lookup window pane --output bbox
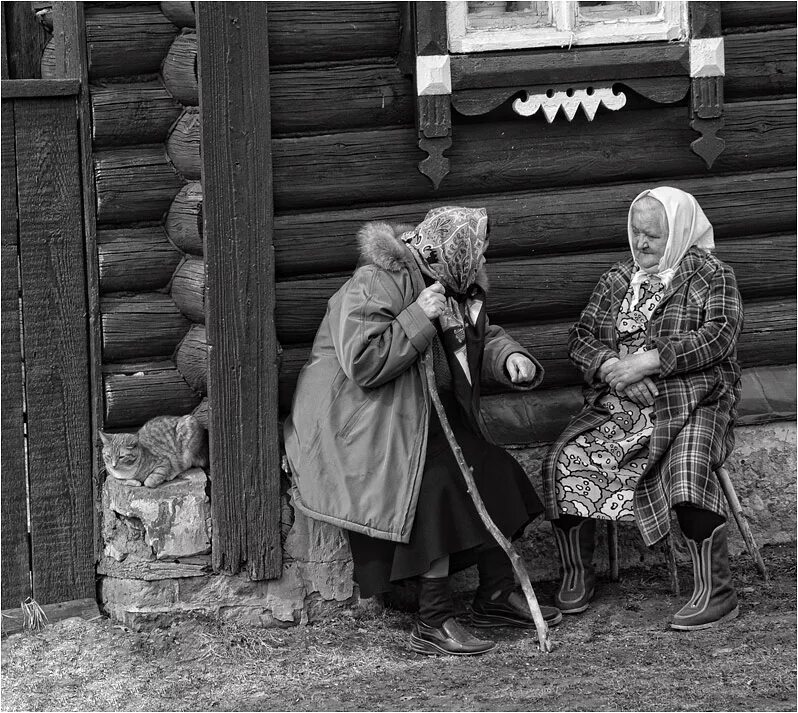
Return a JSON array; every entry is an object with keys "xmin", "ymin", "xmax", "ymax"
[
  {"xmin": 467, "ymin": 1, "xmax": 553, "ymax": 30},
  {"xmin": 577, "ymin": 1, "xmax": 660, "ymax": 24}
]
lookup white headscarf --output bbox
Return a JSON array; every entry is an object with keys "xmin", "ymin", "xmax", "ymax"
[{"xmin": 628, "ymin": 186, "xmax": 715, "ymax": 303}]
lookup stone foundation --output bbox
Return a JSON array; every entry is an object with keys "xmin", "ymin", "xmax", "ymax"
[{"xmin": 99, "ymin": 422, "xmax": 796, "ymax": 628}]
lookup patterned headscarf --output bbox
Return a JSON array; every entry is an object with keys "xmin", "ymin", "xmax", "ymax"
[
  {"xmin": 401, "ymin": 206, "xmax": 488, "ymax": 298},
  {"xmin": 627, "ymin": 187, "xmax": 715, "ymax": 303}
]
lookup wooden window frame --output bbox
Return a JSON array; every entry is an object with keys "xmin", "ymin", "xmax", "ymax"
[
  {"xmin": 409, "ymin": 1, "xmax": 725, "ymax": 189},
  {"xmin": 447, "ymin": 0, "xmax": 687, "ymax": 53}
]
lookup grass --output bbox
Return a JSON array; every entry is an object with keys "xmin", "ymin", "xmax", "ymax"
[{"xmin": 1, "ymin": 544, "xmax": 795, "ymax": 712}]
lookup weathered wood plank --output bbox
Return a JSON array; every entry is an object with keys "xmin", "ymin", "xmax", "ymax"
[
  {"xmin": 162, "ymin": 30, "xmax": 197, "ymax": 105},
  {"xmin": 84, "ymin": 4, "xmax": 177, "ymax": 79},
  {"xmin": 274, "ymin": 170, "xmax": 796, "ymax": 277},
  {"xmin": 198, "ymin": 2, "xmax": 280, "ymax": 580},
  {"xmin": 14, "ymin": 95, "xmax": 94, "ymax": 605},
  {"xmin": 270, "ymin": 60, "xmax": 413, "ymax": 135},
  {"xmin": 91, "ymin": 81, "xmax": 182, "ymax": 147},
  {"xmin": 103, "ymin": 359, "xmax": 201, "ymax": 428},
  {"xmin": 3, "ymin": 0, "xmax": 50, "ymax": 79},
  {"xmin": 721, "ymin": 2, "xmax": 796, "ymax": 30},
  {"xmin": 275, "ymin": 234, "xmax": 797, "ymax": 343},
  {"xmin": 0, "ymin": 78, "xmax": 80, "ymax": 97},
  {"xmin": 1, "ymin": 99, "xmax": 31, "ymax": 607},
  {"xmin": 98, "ymin": 226, "xmax": 183, "ymax": 293},
  {"xmin": 171, "ymin": 256, "xmax": 205, "ymax": 323},
  {"xmin": 725, "ymin": 28, "xmax": 796, "ymax": 101},
  {"xmin": 165, "ymin": 181, "xmax": 202, "ymax": 255},
  {"xmin": 101, "ymin": 294, "xmax": 190, "ymax": 361},
  {"xmin": 267, "ymin": 2, "xmax": 400, "ymax": 66},
  {"xmin": 271, "ymin": 99, "xmax": 797, "ymax": 211},
  {"xmin": 94, "ymin": 146, "xmax": 182, "ymax": 224},
  {"xmin": 1, "ymin": 597, "xmax": 100, "ymax": 635},
  {"xmin": 278, "ymin": 298, "xmax": 797, "ymax": 410}
]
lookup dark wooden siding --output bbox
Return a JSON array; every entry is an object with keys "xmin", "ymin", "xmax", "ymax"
[{"xmin": 269, "ymin": 2, "xmax": 796, "ymax": 417}]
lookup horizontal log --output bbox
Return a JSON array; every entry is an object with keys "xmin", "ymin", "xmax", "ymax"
[
  {"xmin": 270, "ymin": 61, "xmax": 414, "ymax": 135},
  {"xmin": 267, "ymin": 2, "xmax": 400, "ymax": 66},
  {"xmin": 95, "ymin": 146, "xmax": 182, "ymax": 224},
  {"xmin": 40, "ymin": 37, "xmax": 55, "ymax": 79},
  {"xmin": 162, "ymin": 31, "xmax": 198, "ymax": 105},
  {"xmin": 191, "ymin": 396, "xmax": 208, "ymax": 429},
  {"xmin": 274, "ymin": 234, "xmax": 797, "ymax": 343},
  {"xmin": 91, "ymin": 81, "xmax": 183, "ymax": 148},
  {"xmin": 165, "ymin": 181, "xmax": 203, "ymax": 254},
  {"xmin": 274, "ymin": 170, "xmax": 796, "ymax": 277},
  {"xmin": 480, "ymin": 365, "xmax": 796, "ymax": 446},
  {"xmin": 98, "ymin": 226, "xmax": 183, "ymax": 293},
  {"xmin": 1, "ymin": 598, "xmax": 99, "ymax": 635},
  {"xmin": 103, "ymin": 359, "xmax": 201, "ymax": 428},
  {"xmin": 175, "ymin": 324, "xmax": 207, "ymax": 393},
  {"xmin": 725, "ymin": 29, "xmax": 796, "ymax": 101},
  {"xmin": 277, "ymin": 298, "xmax": 797, "ymax": 411},
  {"xmin": 84, "ymin": 4, "xmax": 178, "ymax": 79},
  {"xmin": 721, "ymin": 2, "xmax": 797, "ymax": 30},
  {"xmin": 271, "ymin": 99, "xmax": 797, "ymax": 211},
  {"xmin": 166, "ymin": 107, "xmax": 200, "ymax": 179},
  {"xmin": 0, "ymin": 78, "xmax": 80, "ymax": 97},
  {"xmin": 160, "ymin": 1, "xmax": 195, "ymax": 29},
  {"xmin": 97, "ymin": 556, "xmax": 209, "ymax": 580},
  {"xmin": 171, "ymin": 256, "xmax": 205, "ymax": 322},
  {"xmin": 101, "ymin": 294, "xmax": 191, "ymax": 361}
]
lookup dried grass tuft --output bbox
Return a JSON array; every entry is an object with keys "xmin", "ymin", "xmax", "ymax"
[{"xmin": 21, "ymin": 597, "xmax": 48, "ymax": 632}]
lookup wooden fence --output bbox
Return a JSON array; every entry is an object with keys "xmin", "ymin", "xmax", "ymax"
[{"xmin": 1, "ymin": 79, "xmax": 95, "ymax": 615}]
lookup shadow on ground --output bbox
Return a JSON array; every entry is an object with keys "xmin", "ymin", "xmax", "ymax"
[{"xmin": 1, "ymin": 544, "xmax": 795, "ymax": 712}]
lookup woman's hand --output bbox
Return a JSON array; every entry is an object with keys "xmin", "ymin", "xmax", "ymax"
[
  {"xmin": 604, "ymin": 350, "xmax": 661, "ymax": 392},
  {"xmin": 617, "ymin": 377, "xmax": 659, "ymax": 407},
  {"xmin": 506, "ymin": 353, "xmax": 536, "ymax": 383},
  {"xmin": 416, "ymin": 281, "xmax": 446, "ymax": 320},
  {"xmin": 596, "ymin": 357, "xmax": 620, "ymax": 382}
]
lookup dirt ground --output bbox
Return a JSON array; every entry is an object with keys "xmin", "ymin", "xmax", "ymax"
[{"xmin": 1, "ymin": 543, "xmax": 795, "ymax": 712}]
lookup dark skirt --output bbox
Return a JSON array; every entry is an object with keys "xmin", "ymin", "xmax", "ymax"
[{"xmin": 348, "ymin": 395, "xmax": 544, "ymax": 597}]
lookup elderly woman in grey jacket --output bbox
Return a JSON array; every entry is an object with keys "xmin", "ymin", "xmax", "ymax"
[{"xmin": 285, "ymin": 206, "xmax": 560, "ymax": 656}]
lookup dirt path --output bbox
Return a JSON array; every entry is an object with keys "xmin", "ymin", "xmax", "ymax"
[{"xmin": 2, "ymin": 544, "xmax": 795, "ymax": 712}]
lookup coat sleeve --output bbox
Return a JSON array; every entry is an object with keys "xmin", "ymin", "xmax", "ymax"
[
  {"xmin": 331, "ymin": 266, "xmax": 436, "ymax": 388},
  {"xmin": 481, "ymin": 317, "xmax": 544, "ymax": 391},
  {"xmin": 651, "ymin": 264, "xmax": 743, "ymax": 377},
  {"xmin": 568, "ymin": 271, "xmax": 620, "ymax": 385}
]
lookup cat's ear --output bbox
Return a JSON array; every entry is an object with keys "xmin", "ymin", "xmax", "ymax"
[{"xmin": 98, "ymin": 431, "xmax": 112, "ymax": 446}]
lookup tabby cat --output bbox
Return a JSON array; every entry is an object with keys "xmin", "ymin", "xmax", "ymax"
[{"xmin": 99, "ymin": 414, "xmax": 208, "ymax": 488}]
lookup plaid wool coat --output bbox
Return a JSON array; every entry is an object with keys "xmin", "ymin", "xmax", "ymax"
[{"xmin": 542, "ymin": 247, "xmax": 744, "ymax": 545}]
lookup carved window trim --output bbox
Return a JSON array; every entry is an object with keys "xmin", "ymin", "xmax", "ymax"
[
  {"xmin": 409, "ymin": 1, "xmax": 725, "ymax": 189},
  {"xmin": 447, "ymin": 1, "xmax": 688, "ymax": 53}
]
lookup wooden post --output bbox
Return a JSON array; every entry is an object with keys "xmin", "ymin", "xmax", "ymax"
[
  {"xmin": 50, "ymin": 1, "xmax": 104, "ymax": 565},
  {"xmin": 197, "ymin": 2, "xmax": 281, "ymax": 579}
]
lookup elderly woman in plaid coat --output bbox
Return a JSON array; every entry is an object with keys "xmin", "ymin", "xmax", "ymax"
[{"xmin": 543, "ymin": 187, "xmax": 743, "ymax": 631}]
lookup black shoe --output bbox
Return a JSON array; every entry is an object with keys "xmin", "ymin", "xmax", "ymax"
[
  {"xmin": 471, "ymin": 589, "xmax": 562, "ymax": 629},
  {"xmin": 410, "ymin": 617, "xmax": 497, "ymax": 656}
]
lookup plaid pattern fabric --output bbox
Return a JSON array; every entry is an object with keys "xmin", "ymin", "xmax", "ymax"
[{"xmin": 543, "ymin": 248, "xmax": 743, "ymax": 545}]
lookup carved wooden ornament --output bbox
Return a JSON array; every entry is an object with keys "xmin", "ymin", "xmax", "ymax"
[{"xmin": 513, "ymin": 86, "xmax": 626, "ymax": 122}]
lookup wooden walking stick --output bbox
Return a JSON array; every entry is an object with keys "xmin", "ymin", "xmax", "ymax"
[{"xmin": 423, "ymin": 360, "xmax": 553, "ymax": 653}]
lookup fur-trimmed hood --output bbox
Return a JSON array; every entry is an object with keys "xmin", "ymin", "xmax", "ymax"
[{"xmin": 356, "ymin": 221, "xmax": 489, "ymax": 292}]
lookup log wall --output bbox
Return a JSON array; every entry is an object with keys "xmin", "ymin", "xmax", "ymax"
[{"xmin": 265, "ymin": 2, "xmax": 797, "ymax": 428}]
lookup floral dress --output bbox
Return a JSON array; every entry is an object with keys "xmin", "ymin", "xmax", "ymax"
[{"xmin": 555, "ymin": 278, "xmax": 665, "ymax": 520}]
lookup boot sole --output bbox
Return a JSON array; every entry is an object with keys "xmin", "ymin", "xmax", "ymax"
[
  {"xmin": 409, "ymin": 633, "xmax": 496, "ymax": 656},
  {"xmin": 669, "ymin": 605, "xmax": 740, "ymax": 631},
  {"xmin": 470, "ymin": 611, "xmax": 563, "ymax": 628}
]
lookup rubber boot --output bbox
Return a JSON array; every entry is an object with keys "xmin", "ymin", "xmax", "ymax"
[
  {"xmin": 410, "ymin": 577, "xmax": 496, "ymax": 656},
  {"xmin": 551, "ymin": 516, "xmax": 597, "ymax": 614},
  {"xmin": 670, "ymin": 521, "xmax": 739, "ymax": 631}
]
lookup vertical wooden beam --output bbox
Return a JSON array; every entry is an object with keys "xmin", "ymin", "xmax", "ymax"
[
  {"xmin": 50, "ymin": 1, "xmax": 103, "ymax": 560},
  {"xmin": 3, "ymin": 1, "xmax": 49, "ymax": 79},
  {"xmin": 1, "ymin": 10, "xmax": 10, "ymax": 80},
  {"xmin": 15, "ymin": 94, "xmax": 94, "ymax": 605},
  {"xmin": 197, "ymin": 2, "xmax": 281, "ymax": 579},
  {"xmin": 0, "ymin": 98, "xmax": 31, "ymax": 607}
]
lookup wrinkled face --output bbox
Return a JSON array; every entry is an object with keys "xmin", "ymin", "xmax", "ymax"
[
  {"xmin": 630, "ymin": 199, "xmax": 668, "ymax": 270},
  {"xmin": 100, "ymin": 433, "xmax": 140, "ymax": 477}
]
